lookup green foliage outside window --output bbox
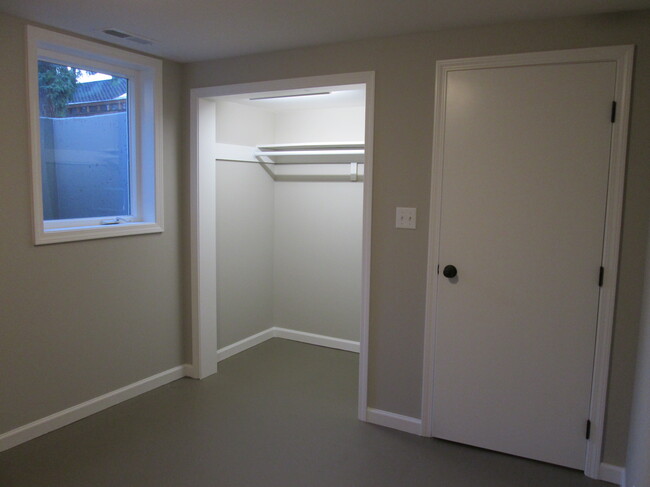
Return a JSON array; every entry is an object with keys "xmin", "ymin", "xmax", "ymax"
[{"xmin": 37, "ymin": 61, "xmax": 81, "ymax": 117}]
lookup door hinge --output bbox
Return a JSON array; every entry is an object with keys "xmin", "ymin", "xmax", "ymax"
[
  {"xmin": 586, "ymin": 419, "xmax": 592, "ymax": 440},
  {"xmin": 611, "ymin": 101, "xmax": 617, "ymax": 123},
  {"xmin": 599, "ymin": 266, "xmax": 604, "ymax": 287},
  {"xmin": 437, "ymin": 265, "xmax": 440, "ymax": 275}
]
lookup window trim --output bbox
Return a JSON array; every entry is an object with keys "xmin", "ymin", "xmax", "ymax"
[{"xmin": 26, "ymin": 26, "xmax": 164, "ymax": 245}]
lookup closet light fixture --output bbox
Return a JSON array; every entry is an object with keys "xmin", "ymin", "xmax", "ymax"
[{"xmin": 249, "ymin": 92, "xmax": 331, "ymax": 101}]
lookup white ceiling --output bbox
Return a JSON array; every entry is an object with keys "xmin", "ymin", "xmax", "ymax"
[{"xmin": 1, "ymin": 0, "xmax": 649, "ymax": 62}]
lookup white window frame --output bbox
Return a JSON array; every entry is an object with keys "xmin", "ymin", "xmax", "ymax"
[{"xmin": 26, "ymin": 26, "xmax": 163, "ymax": 245}]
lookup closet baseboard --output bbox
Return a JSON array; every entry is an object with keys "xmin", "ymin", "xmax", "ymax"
[
  {"xmin": 365, "ymin": 408, "xmax": 423, "ymax": 435},
  {"xmin": 217, "ymin": 328, "xmax": 276, "ymax": 362},
  {"xmin": 216, "ymin": 327, "xmax": 360, "ymax": 362},
  {"xmin": 273, "ymin": 327, "xmax": 360, "ymax": 352},
  {"xmin": 598, "ymin": 463, "xmax": 625, "ymax": 486}
]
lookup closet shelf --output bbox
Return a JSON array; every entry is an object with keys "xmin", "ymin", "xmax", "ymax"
[{"xmin": 255, "ymin": 141, "xmax": 365, "ymax": 164}]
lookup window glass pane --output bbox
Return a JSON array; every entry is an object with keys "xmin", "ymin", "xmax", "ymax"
[{"xmin": 38, "ymin": 60, "xmax": 130, "ymax": 220}]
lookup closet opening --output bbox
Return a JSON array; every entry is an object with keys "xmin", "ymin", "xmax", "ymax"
[{"xmin": 190, "ymin": 73, "xmax": 375, "ymax": 421}]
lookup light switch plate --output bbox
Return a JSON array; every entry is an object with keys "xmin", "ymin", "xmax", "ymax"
[{"xmin": 396, "ymin": 207, "xmax": 416, "ymax": 229}]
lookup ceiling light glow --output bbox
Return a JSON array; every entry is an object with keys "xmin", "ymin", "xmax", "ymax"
[{"xmin": 249, "ymin": 91, "xmax": 331, "ymax": 101}]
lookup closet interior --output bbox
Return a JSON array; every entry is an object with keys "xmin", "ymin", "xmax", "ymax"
[{"xmin": 210, "ymin": 84, "xmax": 366, "ymax": 357}]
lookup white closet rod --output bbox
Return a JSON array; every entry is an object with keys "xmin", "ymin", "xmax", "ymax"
[
  {"xmin": 214, "ymin": 143, "xmax": 365, "ymax": 165},
  {"xmin": 255, "ymin": 149, "xmax": 364, "ymax": 157},
  {"xmin": 255, "ymin": 152, "xmax": 364, "ymax": 166},
  {"xmin": 214, "ymin": 158, "xmax": 259, "ymax": 164}
]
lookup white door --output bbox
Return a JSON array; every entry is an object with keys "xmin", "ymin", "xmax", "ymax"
[{"xmin": 431, "ymin": 60, "xmax": 617, "ymax": 469}]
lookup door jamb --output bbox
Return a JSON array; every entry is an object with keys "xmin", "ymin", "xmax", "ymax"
[
  {"xmin": 189, "ymin": 72, "xmax": 376, "ymax": 422},
  {"xmin": 420, "ymin": 46, "xmax": 634, "ymax": 479}
]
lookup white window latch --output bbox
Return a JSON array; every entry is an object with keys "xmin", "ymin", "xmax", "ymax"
[{"xmin": 100, "ymin": 217, "xmax": 131, "ymax": 225}]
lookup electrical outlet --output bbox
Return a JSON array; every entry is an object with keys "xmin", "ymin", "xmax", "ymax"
[{"xmin": 396, "ymin": 207, "xmax": 416, "ymax": 229}]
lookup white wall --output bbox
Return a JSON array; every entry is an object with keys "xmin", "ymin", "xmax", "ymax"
[
  {"xmin": 215, "ymin": 100, "xmax": 274, "ymax": 146},
  {"xmin": 273, "ymin": 182, "xmax": 363, "ymax": 341},
  {"xmin": 215, "ymin": 101, "xmax": 275, "ymax": 347},
  {"xmin": 213, "ymin": 100, "xmax": 364, "ymax": 348},
  {"xmin": 215, "ymin": 162, "xmax": 275, "ymax": 347},
  {"xmin": 272, "ymin": 105, "xmax": 364, "ymax": 341},
  {"xmin": 274, "ymin": 106, "xmax": 365, "ymax": 143}
]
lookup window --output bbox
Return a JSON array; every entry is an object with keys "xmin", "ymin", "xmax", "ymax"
[{"xmin": 27, "ymin": 26, "xmax": 163, "ymax": 244}]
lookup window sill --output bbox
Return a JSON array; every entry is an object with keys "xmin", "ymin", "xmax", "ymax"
[{"xmin": 35, "ymin": 221, "xmax": 163, "ymax": 245}]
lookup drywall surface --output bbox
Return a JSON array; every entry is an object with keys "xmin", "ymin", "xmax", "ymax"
[
  {"xmin": 213, "ymin": 100, "xmax": 274, "ymax": 348},
  {"xmin": 215, "ymin": 100, "xmax": 274, "ymax": 146},
  {"xmin": 625, "ymin": 222, "xmax": 650, "ymax": 487},
  {"xmin": 213, "ymin": 102, "xmax": 364, "ymax": 347},
  {"xmin": 215, "ymin": 161, "xmax": 275, "ymax": 347},
  {"xmin": 273, "ymin": 106, "xmax": 365, "ymax": 143},
  {"xmin": 0, "ymin": 13, "xmax": 185, "ymax": 434},
  {"xmin": 272, "ymin": 106, "xmax": 364, "ymax": 340},
  {"xmin": 273, "ymin": 181, "xmax": 363, "ymax": 341},
  {"xmin": 185, "ymin": 10, "xmax": 650, "ymax": 465}
]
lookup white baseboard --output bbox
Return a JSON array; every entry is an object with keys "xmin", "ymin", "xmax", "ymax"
[
  {"xmin": 216, "ymin": 327, "xmax": 360, "ymax": 362},
  {"xmin": 2, "ymin": 327, "xmax": 359, "ymax": 453},
  {"xmin": 217, "ymin": 328, "xmax": 275, "ymax": 362},
  {"xmin": 599, "ymin": 463, "xmax": 626, "ymax": 486},
  {"xmin": 366, "ymin": 407, "xmax": 423, "ymax": 435},
  {"xmin": 0, "ymin": 365, "xmax": 187, "ymax": 453},
  {"xmin": 182, "ymin": 363, "xmax": 198, "ymax": 378},
  {"xmin": 273, "ymin": 327, "xmax": 360, "ymax": 353}
]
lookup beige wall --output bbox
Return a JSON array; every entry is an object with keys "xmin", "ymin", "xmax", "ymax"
[
  {"xmin": 1, "ymin": 7, "xmax": 648, "ymax": 470},
  {"xmin": 626, "ymin": 222, "xmax": 650, "ymax": 487},
  {"xmin": 0, "ymin": 13, "xmax": 185, "ymax": 433},
  {"xmin": 185, "ymin": 11, "xmax": 650, "ymax": 465}
]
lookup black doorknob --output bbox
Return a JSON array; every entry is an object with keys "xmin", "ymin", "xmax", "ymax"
[{"xmin": 443, "ymin": 265, "xmax": 458, "ymax": 278}]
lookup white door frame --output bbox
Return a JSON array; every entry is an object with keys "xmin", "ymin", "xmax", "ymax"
[
  {"xmin": 420, "ymin": 46, "xmax": 634, "ymax": 479},
  {"xmin": 189, "ymin": 72, "xmax": 376, "ymax": 422}
]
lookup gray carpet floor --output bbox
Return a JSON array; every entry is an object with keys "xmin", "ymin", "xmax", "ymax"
[{"xmin": 0, "ymin": 338, "xmax": 611, "ymax": 486}]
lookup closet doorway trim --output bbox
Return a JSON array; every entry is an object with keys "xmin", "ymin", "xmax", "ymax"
[{"xmin": 189, "ymin": 72, "xmax": 376, "ymax": 422}]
